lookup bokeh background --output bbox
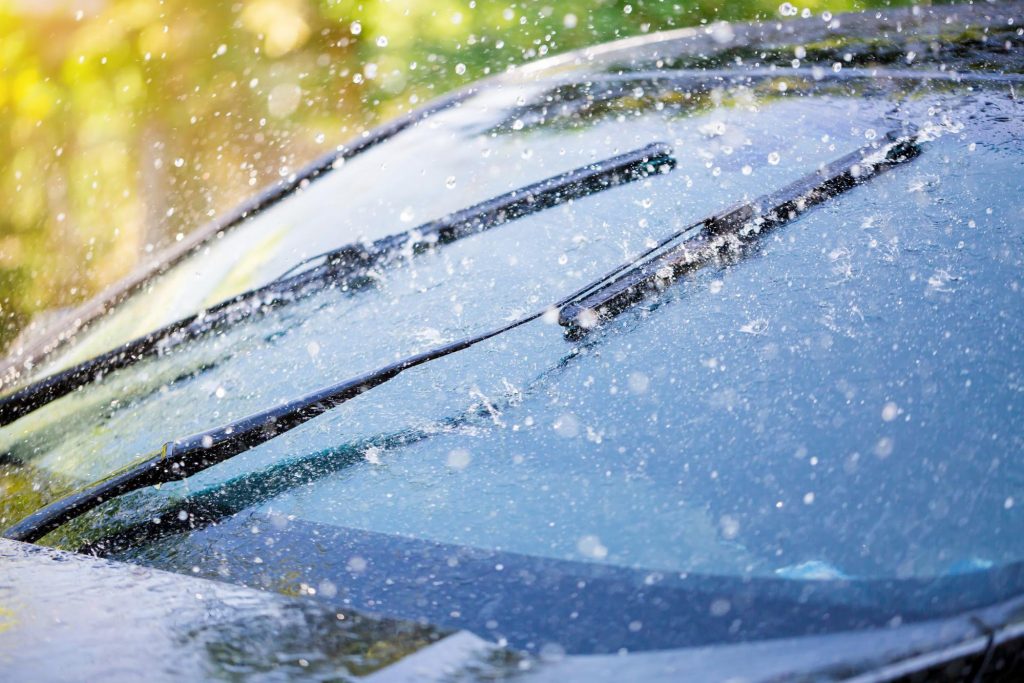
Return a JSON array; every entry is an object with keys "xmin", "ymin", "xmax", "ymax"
[{"xmin": 0, "ymin": 0, "xmax": 909, "ymax": 351}]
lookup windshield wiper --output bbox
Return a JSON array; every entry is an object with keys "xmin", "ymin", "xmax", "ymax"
[
  {"xmin": 559, "ymin": 130, "xmax": 921, "ymax": 335},
  {"xmin": 2, "ymin": 131, "xmax": 920, "ymax": 544},
  {"xmin": 0, "ymin": 142, "xmax": 674, "ymax": 428}
]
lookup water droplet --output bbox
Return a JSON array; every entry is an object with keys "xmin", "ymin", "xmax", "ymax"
[
  {"xmin": 720, "ymin": 515, "xmax": 740, "ymax": 539},
  {"xmin": 874, "ymin": 436, "xmax": 895, "ymax": 458},
  {"xmin": 553, "ymin": 413, "xmax": 580, "ymax": 438},
  {"xmin": 575, "ymin": 308, "xmax": 598, "ymax": 329},
  {"xmin": 268, "ymin": 83, "xmax": 302, "ymax": 118},
  {"xmin": 447, "ymin": 448, "xmax": 472, "ymax": 470},
  {"xmin": 628, "ymin": 372, "xmax": 650, "ymax": 394},
  {"xmin": 363, "ymin": 447, "xmax": 382, "ymax": 465},
  {"xmin": 577, "ymin": 535, "xmax": 608, "ymax": 559},
  {"xmin": 710, "ymin": 598, "xmax": 731, "ymax": 616}
]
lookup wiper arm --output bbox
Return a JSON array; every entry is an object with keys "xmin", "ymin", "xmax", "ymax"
[
  {"xmin": 1, "ymin": 272, "xmax": 600, "ymax": 543},
  {"xmin": 2, "ymin": 132, "xmax": 919, "ymax": 544},
  {"xmin": 559, "ymin": 130, "xmax": 920, "ymax": 335},
  {"xmin": 0, "ymin": 142, "xmax": 674, "ymax": 428}
]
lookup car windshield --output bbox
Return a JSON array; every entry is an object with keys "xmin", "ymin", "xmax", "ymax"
[{"xmin": 2, "ymin": 22, "xmax": 1023, "ymax": 656}]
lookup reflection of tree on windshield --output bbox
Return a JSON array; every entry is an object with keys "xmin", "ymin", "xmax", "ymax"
[{"xmin": 0, "ymin": 0, "xmax": 900, "ymax": 351}]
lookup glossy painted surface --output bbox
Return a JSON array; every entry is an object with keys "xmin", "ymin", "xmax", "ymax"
[
  {"xmin": 4, "ymin": 538, "xmax": 1018, "ymax": 682},
  {"xmin": 0, "ymin": 539, "xmax": 462, "ymax": 681}
]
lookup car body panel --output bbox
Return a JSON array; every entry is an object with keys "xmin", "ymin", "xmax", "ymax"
[{"xmin": 2, "ymin": 2, "xmax": 1023, "ymax": 680}]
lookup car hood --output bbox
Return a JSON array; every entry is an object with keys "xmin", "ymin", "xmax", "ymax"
[{"xmin": 3, "ymin": 538, "xmax": 1023, "ymax": 682}]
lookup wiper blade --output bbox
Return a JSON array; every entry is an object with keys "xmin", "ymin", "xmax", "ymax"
[
  {"xmin": 272, "ymin": 141, "xmax": 675, "ymax": 281},
  {"xmin": 2, "ymin": 132, "xmax": 920, "ymax": 544},
  {"xmin": 559, "ymin": 130, "xmax": 921, "ymax": 336},
  {"xmin": 0, "ymin": 142, "xmax": 674, "ymax": 428},
  {"xmin": 1, "ymin": 267, "xmax": 606, "ymax": 543}
]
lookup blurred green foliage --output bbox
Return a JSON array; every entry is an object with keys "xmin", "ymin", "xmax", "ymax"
[{"xmin": 0, "ymin": 0, "xmax": 906, "ymax": 350}]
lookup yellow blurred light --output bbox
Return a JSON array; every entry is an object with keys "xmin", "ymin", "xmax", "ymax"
[
  {"xmin": 12, "ymin": 68, "xmax": 56, "ymax": 120},
  {"xmin": 240, "ymin": 0, "xmax": 310, "ymax": 57},
  {"xmin": 137, "ymin": 22, "xmax": 171, "ymax": 57}
]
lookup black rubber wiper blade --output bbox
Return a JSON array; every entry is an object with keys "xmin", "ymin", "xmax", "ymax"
[
  {"xmin": 277, "ymin": 141, "xmax": 676, "ymax": 282},
  {"xmin": 0, "ymin": 142, "xmax": 675, "ymax": 429},
  {"xmin": 558, "ymin": 130, "xmax": 921, "ymax": 336},
  {"xmin": 1, "ymin": 261, "xmax": 606, "ymax": 543}
]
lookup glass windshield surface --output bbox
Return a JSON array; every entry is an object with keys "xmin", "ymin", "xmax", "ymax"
[{"xmin": 2, "ymin": 58, "xmax": 1022, "ymax": 654}]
